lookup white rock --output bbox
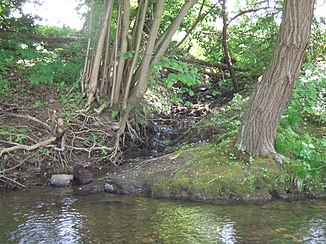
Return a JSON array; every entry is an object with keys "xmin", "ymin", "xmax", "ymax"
[{"xmin": 50, "ymin": 174, "xmax": 74, "ymax": 187}]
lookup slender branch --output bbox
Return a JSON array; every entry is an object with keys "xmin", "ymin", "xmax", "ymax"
[
  {"xmin": 170, "ymin": 1, "xmax": 219, "ymax": 54},
  {"xmin": 86, "ymin": 0, "xmax": 113, "ymax": 107},
  {"xmin": 112, "ymin": 0, "xmax": 130, "ymax": 105},
  {"xmin": 109, "ymin": 1, "xmax": 122, "ymax": 107},
  {"xmin": 228, "ymin": 7, "xmax": 270, "ymax": 25},
  {"xmin": 221, "ymin": 0, "xmax": 239, "ymax": 92},
  {"xmin": 82, "ymin": 0, "xmax": 94, "ymax": 94},
  {"xmin": 153, "ymin": 0, "xmax": 199, "ymax": 64},
  {"xmin": 100, "ymin": 0, "xmax": 114, "ymax": 95},
  {"xmin": 178, "ymin": 55, "xmax": 229, "ymax": 70}
]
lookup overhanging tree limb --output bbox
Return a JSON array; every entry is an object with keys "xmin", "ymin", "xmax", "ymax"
[{"xmin": 170, "ymin": 0, "xmax": 211, "ymax": 54}]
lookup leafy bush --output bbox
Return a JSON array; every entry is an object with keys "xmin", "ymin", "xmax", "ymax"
[
  {"xmin": 307, "ymin": 18, "xmax": 326, "ymax": 62},
  {"xmin": 0, "ymin": 76, "xmax": 10, "ymax": 101},
  {"xmin": 0, "ymin": 37, "xmax": 83, "ymax": 86},
  {"xmin": 159, "ymin": 57, "xmax": 200, "ymax": 105},
  {"xmin": 285, "ymin": 63, "xmax": 326, "ymax": 125},
  {"xmin": 276, "ymin": 63, "xmax": 326, "ymax": 189},
  {"xmin": 35, "ymin": 25, "xmax": 79, "ymax": 37}
]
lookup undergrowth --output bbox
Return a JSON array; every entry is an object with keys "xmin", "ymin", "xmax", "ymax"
[
  {"xmin": 276, "ymin": 62, "xmax": 326, "ymax": 191},
  {"xmin": 0, "ymin": 26, "xmax": 83, "ymax": 90},
  {"xmin": 165, "ymin": 63, "xmax": 326, "ymax": 197}
]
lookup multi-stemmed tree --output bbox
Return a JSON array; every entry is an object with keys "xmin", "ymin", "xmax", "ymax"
[{"xmin": 82, "ymin": 0, "xmax": 198, "ymax": 153}]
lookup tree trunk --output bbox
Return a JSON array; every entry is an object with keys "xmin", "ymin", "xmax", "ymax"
[
  {"xmin": 112, "ymin": 0, "xmax": 130, "ymax": 106},
  {"xmin": 86, "ymin": 0, "xmax": 113, "ymax": 107},
  {"xmin": 236, "ymin": 0, "xmax": 315, "ymax": 163},
  {"xmin": 221, "ymin": 0, "xmax": 239, "ymax": 93}
]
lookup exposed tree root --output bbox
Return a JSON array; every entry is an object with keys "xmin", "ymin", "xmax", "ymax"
[
  {"xmin": 0, "ymin": 175, "xmax": 26, "ymax": 189},
  {"xmin": 4, "ymin": 113, "xmax": 52, "ymax": 132},
  {"xmin": 94, "ymin": 103, "xmax": 109, "ymax": 115},
  {"xmin": 0, "ymin": 137, "xmax": 57, "ymax": 156},
  {"xmin": 269, "ymin": 152, "xmax": 286, "ymax": 165},
  {"xmin": 0, "ymin": 107, "xmax": 123, "ymax": 170}
]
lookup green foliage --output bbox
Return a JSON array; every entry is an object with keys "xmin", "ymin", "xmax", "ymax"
[
  {"xmin": 0, "ymin": 0, "xmax": 38, "ymax": 32},
  {"xmin": 0, "ymin": 34, "xmax": 83, "ymax": 86},
  {"xmin": 284, "ymin": 63, "xmax": 326, "ymax": 125},
  {"xmin": 190, "ymin": 1, "xmax": 280, "ymax": 76},
  {"xmin": 229, "ymin": 15, "xmax": 278, "ymax": 74},
  {"xmin": 307, "ymin": 17, "xmax": 326, "ymax": 62},
  {"xmin": 159, "ymin": 57, "xmax": 200, "ymax": 106},
  {"xmin": 0, "ymin": 75, "xmax": 10, "ymax": 96},
  {"xmin": 0, "ymin": 127, "xmax": 28, "ymax": 144},
  {"xmin": 35, "ymin": 25, "xmax": 79, "ymax": 37},
  {"xmin": 276, "ymin": 63, "xmax": 326, "ymax": 190},
  {"xmin": 161, "ymin": 57, "xmax": 199, "ymax": 87},
  {"xmin": 58, "ymin": 91, "xmax": 84, "ymax": 118}
]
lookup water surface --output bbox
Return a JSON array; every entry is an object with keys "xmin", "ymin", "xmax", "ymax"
[{"xmin": 0, "ymin": 187, "xmax": 325, "ymax": 243}]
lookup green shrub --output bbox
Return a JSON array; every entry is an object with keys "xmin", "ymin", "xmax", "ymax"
[{"xmin": 276, "ymin": 63, "xmax": 326, "ymax": 190}]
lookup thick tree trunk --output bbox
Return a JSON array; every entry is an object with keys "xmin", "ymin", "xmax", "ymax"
[{"xmin": 236, "ymin": 0, "xmax": 315, "ymax": 162}]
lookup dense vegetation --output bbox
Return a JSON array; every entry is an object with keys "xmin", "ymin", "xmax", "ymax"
[{"xmin": 0, "ymin": 0, "xmax": 325, "ymax": 199}]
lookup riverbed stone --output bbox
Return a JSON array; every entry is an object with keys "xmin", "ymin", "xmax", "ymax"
[
  {"xmin": 50, "ymin": 174, "xmax": 74, "ymax": 187},
  {"xmin": 80, "ymin": 179, "xmax": 106, "ymax": 193},
  {"xmin": 73, "ymin": 164, "xmax": 93, "ymax": 185},
  {"xmin": 104, "ymin": 179, "xmax": 125, "ymax": 194}
]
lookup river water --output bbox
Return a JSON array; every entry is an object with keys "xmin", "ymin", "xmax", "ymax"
[{"xmin": 0, "ymin": 187, "xmax": 325, "ymax": 243}]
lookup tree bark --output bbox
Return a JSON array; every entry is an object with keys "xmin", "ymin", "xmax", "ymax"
[
  {"xmin": 153, "ymin": 0, "xmax": 198, "ymax": 64},
  {"xmin": 221, "ymin": 0, "xmax": 239, "ymax": 93},
  {"xmin": 236, "ymin": 0, "xmax": 315, "ymax": 163},
  {"xmin": 86, "ymin": 0, "xmax": 113, "ymax": 107},
  {"xmin": 122, "ymin": 0, "xmax": 149, "ymax": 110},
  {"xmin": 112, "ymin": 0, "xmax": 130, "ymax": 106}
]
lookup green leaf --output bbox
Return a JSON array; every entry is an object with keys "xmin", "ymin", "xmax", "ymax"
[
  {"xmin": 111, "ymin": 109, "xmax": 118, "ymax": 119},
  {"xmin": 29, "ymin": 73, "xmax": 40, "ymax": 84},
  {"xmin": 188, "ymin": 89, "xmax": 195, "ymax": 97},
  {"xmin": 185, "ymin": 101, "xmax": 194, "ymax": 107}
]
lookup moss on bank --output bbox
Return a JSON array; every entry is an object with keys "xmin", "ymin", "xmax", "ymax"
[{"xmin": 146, "ymin": 135, "xmax": 325, "ymax": 201}]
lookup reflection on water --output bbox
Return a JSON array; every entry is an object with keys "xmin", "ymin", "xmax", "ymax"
[
  {"xmin": 0, "ymin": 187, "xmax": 326, "ymax": 243},
  {"xmin": 10, "ymin": 196, "xmax": 82, "ymax": 243}
]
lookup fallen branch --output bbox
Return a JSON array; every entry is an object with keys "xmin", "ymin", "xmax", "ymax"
[
  {"xmin": 65, "ymin": 145, "xmax": 114, "ymax": 156},
  {"xmin": 178, "ymin": 55, "xmax": 230, "ymax": 70},
  {"xmin": 0, "ymin": 175, "xmax": 26, "ymax": 189},
  {"xmin": 94, "ymin": 103, "xmax": 109, "ymax": 115},
  {"xmin": 0, "ymin": 137, "xmax": 57, "ymax": 156},
  {"xmin": 4, "ymin": 113, "xmax": 52, "ymax": 132}
]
